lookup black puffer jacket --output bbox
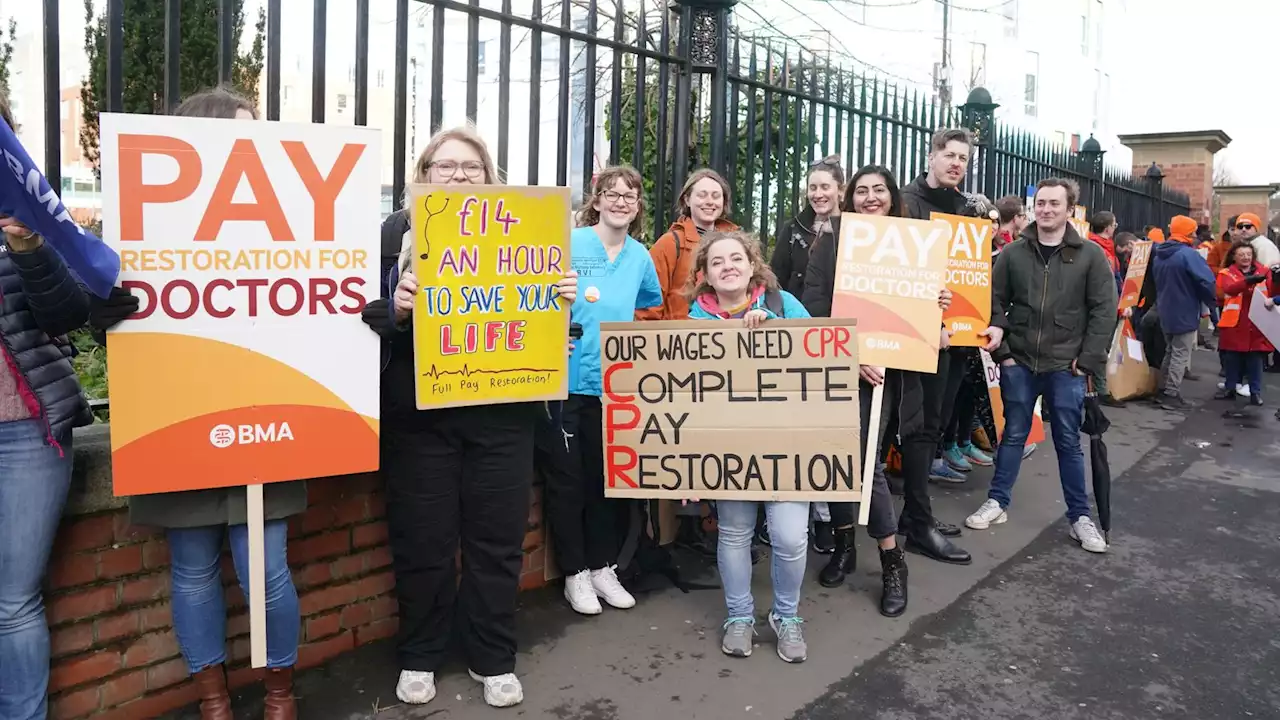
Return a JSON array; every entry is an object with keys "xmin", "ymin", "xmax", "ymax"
[
  {"xmin": 0, "ymin": 241, "xmax": 93, "ymax": 441},
  {"xmin": 770, "ymin": 206, "xmax": 840, "ymax": 298},
  {"xmin": 901, "ymin": 173, "xmax": 978, "ymax": 221}
]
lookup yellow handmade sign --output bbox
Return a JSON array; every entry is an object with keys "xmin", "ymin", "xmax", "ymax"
[{"xmin": 409, "ymin": 185, "xmax": 570, "ymax": 409}]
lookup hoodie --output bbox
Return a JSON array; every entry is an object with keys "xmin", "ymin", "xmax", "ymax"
[
  {"xmin": 687, "ymin": 284, "xmax": 810, "ymax": 321},
  {"xmin": 1088, "ymin": 232, "xmax": 1122, "ymax": 296},
  {"xmin": 1151, "ymin": 218, "xmax": 1217, "ymax": 335},
  {"xmin": 636, "ymin": 216, "xmax": 738, "ymax": 321}
]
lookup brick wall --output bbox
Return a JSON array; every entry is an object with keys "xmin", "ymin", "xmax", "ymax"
[
  {"xmin": 45, "ymin": 474, "xmax": 548, "ymax": 719},
  {"xmin": 1219, "ymin": 202, "xmax": 1271, "ymax": 237}
]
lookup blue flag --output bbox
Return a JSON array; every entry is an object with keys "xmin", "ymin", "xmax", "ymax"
[{"xmin": 0, "ymin": 118, "xmax": 120, "ymax": 298}]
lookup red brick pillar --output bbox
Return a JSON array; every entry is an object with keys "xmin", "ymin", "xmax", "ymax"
[
  {"xmin": 1118, "ymin": 130, "xmax": 1231, "ymax": 221},
  {"xmin": 1216, "ymin": 185, "xmax": 1278, "ymax": 234}
]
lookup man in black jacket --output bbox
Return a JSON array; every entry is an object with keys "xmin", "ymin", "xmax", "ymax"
[
  {"xmin": 893, "ymin": 127, "xmax": 986, "ymax": 564},
  {"xmin": 964, "ymin": 178, "xmax": 1117, "ymax": 554}
]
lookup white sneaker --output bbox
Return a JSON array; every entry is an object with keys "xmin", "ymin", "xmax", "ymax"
[
  {"xmin": 468, "ymin": 669, "xmax": 524, "ymax": 707},
  {"xmin": 965, "ymin": 499, "xmax": 1008, "ymax": 530},
  {"xmin": 590, "ymin": 565, "xmax": 636, "ymax": 609},
  {"xmin": 1237, "ymin": 383, "xmax": 1251, "ymax": 397},
  {"xmin": 1069, "ymin": 516, "xmax": 1108, "ymax": 553},
  {"xmin": 1217, "ymin": 380, "xmax": 1226, "ymax": 390},
  {"xmin": 395, "ymin": 669, "xmax": 436, "ymax": 704},
  {"xmin": 564, "ymin": 569, "xmax": 602, "ymax": 615}
]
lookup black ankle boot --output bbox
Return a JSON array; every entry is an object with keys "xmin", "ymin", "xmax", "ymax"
[
  {"xmin": 879, "ymin": 546, "xmax": 908, "ymax": 617},
  {"xmin": 819, "ymin": 527, "xmax": 856, "ymax": 587}
]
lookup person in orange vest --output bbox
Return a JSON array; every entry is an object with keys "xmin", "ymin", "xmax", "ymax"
[{"xmin": 1215, "ymin": 240, "xmax": 1275, "ymax": 405}]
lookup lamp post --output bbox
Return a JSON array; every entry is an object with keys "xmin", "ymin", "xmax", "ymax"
[
  {"xmin": 671, "ymin": 0, "xmax": 737, "ymax": 188},
  {"xmin": 1146, "ymin": 161, "xmax": 1165, "ymax": 228},
  {"xmin": 958, "ymin": 86, "xmax": 1000, "ymax": 196},
  {"xmin": 1078, "ymin": 134, "xmax": 1105, "ymax": 214}
]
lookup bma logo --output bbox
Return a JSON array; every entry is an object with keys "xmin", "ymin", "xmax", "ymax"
[{"xmin": 208, "ymin": 422, "xmax": 295, "ymax": 448}]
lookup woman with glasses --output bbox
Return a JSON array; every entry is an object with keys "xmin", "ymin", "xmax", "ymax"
[
  {"xmin": 539, "ymin": 166, "xmax": 662, "ymax": 617},
  {"xmin": 365, "ymin": 126, "xmax": 578, "ymax": 709}
]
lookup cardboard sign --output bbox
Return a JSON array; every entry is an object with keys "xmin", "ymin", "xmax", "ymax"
[
  {"xmin": 99, "ymin": 114, "xmax": 382, "ymax": 496},
  {"xmin": 1105, "ymin": 320, "xmax": 1156, "ymax": 401},
  {"xmin": 932, "ymin": 212, "xmax": 993, "ymax": 347},
  {"xmin": 1247, "ymin": 285, "xmax": 1280, "ymax": 348},
  {"xmin": 600, "ymin": 319, "xmax": 862, "ymax": 502},
  {"xmin": 831, "ymin": 213, "xmax": 949, "ymax": 372},
  {"xmin": 979, "ymin": 350, "xmax": 1046, "ymax": 445},
  {"xmin": 408, "ymin": 185, "xmax": 570, "ymax": 409},
  {"xmin": 1118, "ymin": 241, "xmax": 1153, "ymax": 313}
]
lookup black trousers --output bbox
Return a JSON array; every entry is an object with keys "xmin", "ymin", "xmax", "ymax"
[
  {"xmin": 535, "ymin": 394, "xmax": 620, "ymax": 575},
  {"xmin": 898, "ymin": 352, "xmax": 952, "ymax": 536},
  {"xmin": 943, "ymin": 349, "xmax": 979, "ymax": 446},
  {"xmin": 936, "ymin": 347, "xmax": 971, "ymax": 453},
  {"xmin": 829, "ymin": 377, "xmax": 898, "ymax": 539},
  {"xmin": 382, "ymin": 402, "xmax": 538, "ymax": 676}
]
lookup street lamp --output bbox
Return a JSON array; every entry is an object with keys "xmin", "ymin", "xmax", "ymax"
[
  {"xmin": 958, "ymin": 86, "xmax": 1000, "ymax": 145},
  {"xmin": 1078, "ymin": 134, "xmax": 1106, "ymax": 211},
  {"xmin": 1146, "ymin": 162, "xmax": 1165, "ymax": 227},
  {"xmin": 671, "ymin": 0, "xmax": 737, "ymax": 183}
]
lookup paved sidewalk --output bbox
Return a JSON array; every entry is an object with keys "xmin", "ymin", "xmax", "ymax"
[{"xmin": 165, "ymin": 349, "xmax": 1280, "ymax": 719}]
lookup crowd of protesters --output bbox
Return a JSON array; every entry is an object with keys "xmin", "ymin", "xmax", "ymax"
[{"xmin": 0, "ymin": 78, "xmax": 1273, "ymax": 720}]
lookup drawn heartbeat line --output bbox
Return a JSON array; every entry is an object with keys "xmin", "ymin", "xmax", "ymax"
[{"xmin": 422, "ymin": 365, "xmax": 557, "ymax": 379}]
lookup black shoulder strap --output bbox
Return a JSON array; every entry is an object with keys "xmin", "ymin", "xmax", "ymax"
[{"xmin": 764, "ymin": 289, "xmax": 785, "ymax": 317}]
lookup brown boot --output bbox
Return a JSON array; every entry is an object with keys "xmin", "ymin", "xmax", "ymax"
[
  {"xmin": 192, "ymin": 665, "xmax": 233, "ymax": 720},
  {"xmin": 263, "ymin": 667, "xmax": 297, "ymax": 720}
]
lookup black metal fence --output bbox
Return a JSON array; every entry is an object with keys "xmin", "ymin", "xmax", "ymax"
[{"xmin": 35, "ymin": 0, "xmax": 1189, "ymax": 246}]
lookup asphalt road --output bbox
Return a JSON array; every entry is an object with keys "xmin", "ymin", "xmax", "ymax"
[{"xmin": 168, "ymin": 351, "xmax": 1280, "ymax": 720}]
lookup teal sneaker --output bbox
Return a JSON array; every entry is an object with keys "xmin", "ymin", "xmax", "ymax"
[
  {"xmin": 958, "ymin": 442, "xmax": 992, "ymax": 467},
  {"xmin": 943, "ymin": 444, "xmax": 972, "ymax": 472}
]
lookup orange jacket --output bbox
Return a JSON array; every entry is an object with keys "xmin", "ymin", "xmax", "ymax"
[
  {"xmin": 635, "ymin": 216, "xmax": 739, "ymax": 320},
  {"xmin": 1205, "ymin": 239, "xmax": 1232, "ymax": 270}
]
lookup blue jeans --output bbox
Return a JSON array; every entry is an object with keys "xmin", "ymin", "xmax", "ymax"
[
  {"xmin": 1223, "ymin": 351, "xmax": 1264, "ymax": 398},
  {"xmin": 167, "ymin": 521, "xmax": 299, "ymax": 674},
  {"xmin": 0, "ymin": 420, "xmax": 73, "ymax": 720},
  {"xmin": 988, "ymin": 364, "xmax": 1091, "ymax": 522},
  {"xmin": 716, "ymin": 501, "xmax": 809, "ymax": 619}
]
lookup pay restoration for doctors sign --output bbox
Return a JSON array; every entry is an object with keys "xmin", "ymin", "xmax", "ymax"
[{"xmin": 99, "ymin": 114, "xmax": 382, "ymax": 496}]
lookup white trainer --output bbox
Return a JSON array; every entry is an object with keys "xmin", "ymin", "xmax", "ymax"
[
  {"xmin": 468, "ymin": 669, "xmax": 524, "ymax": 707},
  {"xmin": 1069, "ymin": 516, "xmax": 1108, "ymax": 553},
  {"xmin": 564, "ymin": 569, "xmax": 602, "ymax": 615},
  {"xmin": 590, "ymin": 565, "xmax": 636, "ymax": 609},
  {"xmin": 965, "ymin": 499, "xmax": 1008, "ymax": 530},
  {"xmin": 395, "ymin": 669, "xmax": 436, "ymax": 705}
]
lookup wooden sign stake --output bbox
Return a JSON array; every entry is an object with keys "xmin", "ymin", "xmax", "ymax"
[{"xmin": 247, "ymin": 483, "xmax": 267, "ymax": 668}]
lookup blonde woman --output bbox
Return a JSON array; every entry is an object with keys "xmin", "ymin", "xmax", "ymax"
[{"xmin": 364, "ymin": 126, "xmax": 577, "ymax": 709}]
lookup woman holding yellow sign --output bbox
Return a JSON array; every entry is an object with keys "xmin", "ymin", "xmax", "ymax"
[
  {"xmin": 801, "ymin": 165, "xmax": 956, "ymax": 618},
  {"xmin": 368, "ymin": 126, "xmax": 578, "ymax": 710}
]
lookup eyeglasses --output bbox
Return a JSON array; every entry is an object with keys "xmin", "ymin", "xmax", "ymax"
[
  {"xmin": 600, "ymin": 190, "xmax": 639, "ymax": 206},
  {"xmin": 428, "ymin": 160, "xmax": 485, "ymax": 180},
  {"xmin": 1236, "ymin": 224, "xmax": 1255, "ymax": 230}
]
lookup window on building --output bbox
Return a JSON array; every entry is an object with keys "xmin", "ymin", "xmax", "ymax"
[
  {"xmin": 1100, "ymin": 72, "xmax": 1111, "ymax": 132},
  {"xmin": 1024, "ymin": 51, "xmax": 1039, "ymax": 117},
  {"xmin": 1001, "ymin": 0, "xmax": 1019, "ymax": 39},
  {"xmin": 477, "ymin": 40, "xmax": 487, "ymax": 75},
  {"xmin": 969, "ymin": 42, "xmax": 987, "ymax": 88},
  {"xmin": 1080, "ymin": 0, "xmax": 1090, "ymax": 56},
  {"xmin": 1094, "ymin": 0, "xmax": 1104, "ymax": 61},
  {"xmin": 1092, "ymin": 69, "xmax": 1101, "ymax": 130}
]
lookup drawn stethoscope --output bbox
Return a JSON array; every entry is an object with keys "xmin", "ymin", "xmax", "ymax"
[{"xmin": 418, "ymin": 193, "xmax": 451, "ymax": 265}]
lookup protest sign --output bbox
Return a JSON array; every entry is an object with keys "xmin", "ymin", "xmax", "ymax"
[
  {"xmin": 831, "ymin": 213, "xmax": 950, "ymax": 372},
  {"xmin": 408, "ymin": 185, "xmax": 570, "ymax": 409},
  {"xmin": 1247, "ymin": 285, "xmax": 1280, "ymax": 348},
  {"xmin": 932, "ymin": 212, "xmax": 992, "ymax": 347},
  {"xmin": 600, "ymin": 319, "xmax": 862, "ymax": 502},
  {"xmin": 1105, "ymin": 320, "xmax": 1156, "ymax": 401},
  {"xmin": 1070, "ymin": 205, "xmax": 1090, "ymax": 240},
  {"xmin": 99, "ymin": 114, "xmax": 382, "ymax": 497},
  {"xmin": 1118, "ymin": 241, "xmax": 1153, "ymax": 313},
  {"xmin": 979, "ymin": 350, "xmax": 1046, "ymax": 445},
  {"xmin": 0, "ymin": 116, "xmax": 120, "ymax": 297}
]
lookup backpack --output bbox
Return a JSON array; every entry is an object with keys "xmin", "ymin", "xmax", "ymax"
[{"xmin": 763, "ymin": 288, "xmax": 786, "ymax": 317}]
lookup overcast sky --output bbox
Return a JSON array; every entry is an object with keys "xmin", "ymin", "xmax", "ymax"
[{"xmin": 1111, "ymin": 0, "xmax": 1274, "ymax": 185}]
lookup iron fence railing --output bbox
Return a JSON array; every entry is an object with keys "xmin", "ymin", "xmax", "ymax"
[{"xmin": 34, "ymin": 0, "xmax": 1189, "ymax": 248}]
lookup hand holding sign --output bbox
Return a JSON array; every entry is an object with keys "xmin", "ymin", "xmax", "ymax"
[
  {"xmin": 0, "ymin": 215, "xmax": 41, "ymax": 252},
  {"xmin": 979, "ymin": 325, "xmax": 1004, "ymax": 352}
]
